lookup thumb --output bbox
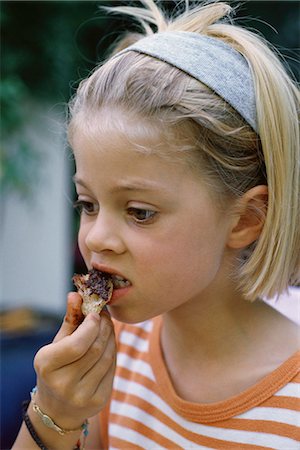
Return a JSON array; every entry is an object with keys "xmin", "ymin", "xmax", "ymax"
[{"xmin": 53, "ymin": 292, "xmax": 84, "ymax": 342}]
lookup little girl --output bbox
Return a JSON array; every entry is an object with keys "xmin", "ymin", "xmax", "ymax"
[{"xmin": 14, "ymin": 1, "xmax": 299, "ymax": 449}]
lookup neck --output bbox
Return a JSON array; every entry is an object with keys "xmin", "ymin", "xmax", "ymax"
[
  {"xmin": 161, "ymin": 284, "xmax": 298, "ymax": 368},
  {"xmin": 162, "ymin": 287, "xmax": 253, "ymax": 361},
  {"xmin": 159, "ymin": 278, "xmax": 299, "ymax": 404}
]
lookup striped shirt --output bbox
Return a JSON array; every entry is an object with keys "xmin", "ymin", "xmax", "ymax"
[{"xmin": 100, "ymin": 317, "xmax": 300, "ymax": 449}]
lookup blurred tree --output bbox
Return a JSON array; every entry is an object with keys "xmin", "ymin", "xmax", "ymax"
[{"xmin": 1, "ymin": 1, "xmax": 113, "ymax": 198}]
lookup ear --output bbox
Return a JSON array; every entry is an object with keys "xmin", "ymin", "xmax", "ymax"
[{"xmin": 227, "ymin": 185, "xmax": 268, "ymax": 250}]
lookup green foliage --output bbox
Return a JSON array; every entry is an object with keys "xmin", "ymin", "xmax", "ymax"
[
  {"xmin": 0, "ymin": 76, "xmax": 40, "ymax": 197},
  {"xmin": 1, "ymin": 77, "xmax": 28, "ymax": 133},
  {"xmin": 1, "ymin": 1, "xmax": 111, "ymax": 197}
]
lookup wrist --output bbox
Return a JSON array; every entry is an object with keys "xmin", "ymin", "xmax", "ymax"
[
  {"xmin": 35, "ymin": 386, "xmax": 88, "ymax": 430},
  {"xmin": 23, "ymin": 400, "xmax": 83, "ymax": 450},
  {"xmin": 24, "ymin": 387, "xmax": 89, "ymax": 450},
  {"xmin": 31, "ymin": 387, "xmax": 88, "ymax": 436}
]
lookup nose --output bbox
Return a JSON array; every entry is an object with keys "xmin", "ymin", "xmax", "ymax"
[{"xmin": 84, "ymin": 211, "xmax": 125, "ymax": 255}]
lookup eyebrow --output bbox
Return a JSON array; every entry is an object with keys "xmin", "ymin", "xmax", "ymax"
[
  {"xmin": 73, "ymin": 175, "xmax": 166, "ymax": 193},
  {"xmin": 72, "ymin": 175, "xmax": 91, "ymax": 190},
  {"xmin": 110, "ymin": 179, "xmax": 165, "ymax": 193}
]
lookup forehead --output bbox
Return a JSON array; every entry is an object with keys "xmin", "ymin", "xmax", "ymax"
[
  {"xmin": 72, "ymin": 115, "xmax": 189, "ymax": 187},
  {"xmin": 70, "ymin": 108, "xmax": 219, "ymax": 200},
  {"xmin": 70, "ymin": 107, "xmax": 198, "ymax": 163}
]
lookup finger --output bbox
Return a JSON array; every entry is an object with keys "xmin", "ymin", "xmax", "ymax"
[
  {"xmin": 36, "ymin": 313, "xmax": 101, "ymax": 370},
  {"xmin": 78, "ymin": 329, "xmax": 116, "ymax": 399},
  {"xmin": 73, "ymin": 315, "xmax": 115, "ymax": 382},
  {"xmin": 54, "ymin": 292, "xmax": 84, "ymax": 343},
  {"xmin": 92, "ymin": 357, "xmax": 116, "ymax": 406}
]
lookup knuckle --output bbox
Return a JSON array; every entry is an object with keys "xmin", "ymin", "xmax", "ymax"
[
  {"xmin": 90, "ymin": 340, "xmax": 104, "ymax": 359},
  {"xmin": 102, "ymin": 350, "xmax": 115, "ymax": 367},
  {"xmin": 65, "ymin": 336, "xmax": 86, "ymax": 359},
  {"xmin": 100, "ymin": 318, "xmax": 113, "ymax": 339},
  {"xmin": 34, "ymin": 345, "xmax": 51, "ymax": 375},
  {"xmin": 52, "ymin": 377, "xmax": 68, "ymax": 396},
  {"xmin": 73, "ymin": 391, "xmax": 88, "ymax": 409},
  {"xmin": 53, "ymin": 379, "xmax": 75, "ymax": 404}
]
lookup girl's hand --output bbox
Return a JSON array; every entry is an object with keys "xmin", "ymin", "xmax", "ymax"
[{"xmin": 33, "ymin": 292, "xmax": 116, "ymax": 430}]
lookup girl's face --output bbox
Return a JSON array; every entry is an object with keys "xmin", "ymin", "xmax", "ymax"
[{"xmin": 72, "ymin": 111, "xmax": 235, "ymax": 323}]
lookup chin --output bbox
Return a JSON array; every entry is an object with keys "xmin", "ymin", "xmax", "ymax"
[{"xmin": 108, "ymin": 305, "xmax": 158, "ymax": 325}]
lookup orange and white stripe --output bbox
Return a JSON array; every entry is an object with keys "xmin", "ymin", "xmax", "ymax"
[{"xmin": 100, "ymin": 318, "xmax": 300, "ymax": 449}]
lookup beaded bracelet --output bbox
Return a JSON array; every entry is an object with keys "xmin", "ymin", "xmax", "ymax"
[{"xmin": 22, "ymin": 400, "xmax": 48, "ymax": 450}]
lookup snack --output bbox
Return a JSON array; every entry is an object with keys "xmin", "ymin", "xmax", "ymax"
[{"xmin": 72, "ymin": 269, "xmax": 113, "ymax": 316}]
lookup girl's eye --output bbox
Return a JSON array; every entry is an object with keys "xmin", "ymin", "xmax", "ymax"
[
  {"xmin": 127, "ymin": 207, "xmax": 157, "ymax": 223},
  {"xmin": 73, "ymin": 200, "xmax": 97, "ymax": 215}
]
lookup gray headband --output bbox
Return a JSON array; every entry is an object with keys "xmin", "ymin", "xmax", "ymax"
[{"xmin": 117, "ymin": 31, "xmax": 257, "ymax": 132}]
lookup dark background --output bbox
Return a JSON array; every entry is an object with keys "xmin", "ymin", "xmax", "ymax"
[{"xmin": 2, "ymin": 1, "xmax": 299, "ymax": 107}]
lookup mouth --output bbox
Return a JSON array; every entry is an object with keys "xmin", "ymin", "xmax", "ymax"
[
  {"xmin": 91, "ymin": 264, "xmax": 131, "ymax": 291},
  {"xmin": 111, "ymin": 274, "xmax": 131, "ymax": 289}
]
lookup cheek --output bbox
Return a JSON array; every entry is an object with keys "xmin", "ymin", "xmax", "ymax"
[{"xmin": 135, "ymin": 222, "xmax": 227, "ymax": 293}]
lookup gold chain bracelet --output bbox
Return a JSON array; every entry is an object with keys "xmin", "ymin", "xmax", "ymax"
[{"xmin": 30, "ymin": 387, "xmax": 89, "ymax": 440}]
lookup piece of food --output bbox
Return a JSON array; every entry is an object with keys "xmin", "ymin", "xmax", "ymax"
[{"xmin": 72, "ymin": 269, "xmax": 113, "ymax": 316}]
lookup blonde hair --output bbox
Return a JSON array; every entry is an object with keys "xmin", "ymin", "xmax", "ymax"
[{"xmin": 69, "ymin": 1, "xmax": 300, "ymax": 300}]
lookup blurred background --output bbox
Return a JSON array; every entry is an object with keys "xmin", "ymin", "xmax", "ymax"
[{"xmin": 1, "ymin": 1, "xmax": 299, "ymax": 448}]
